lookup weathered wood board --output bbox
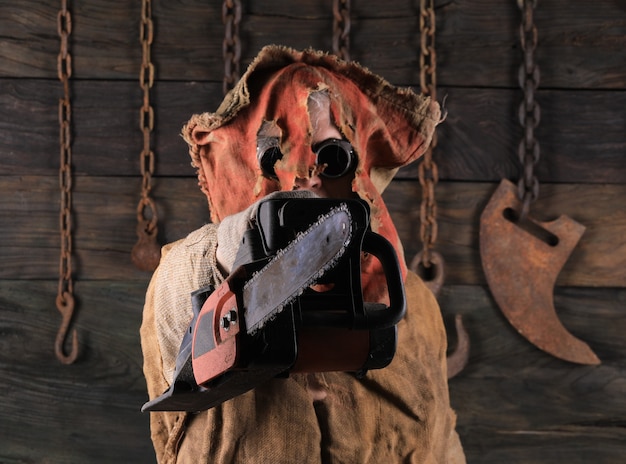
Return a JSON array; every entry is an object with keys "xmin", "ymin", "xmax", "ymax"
[
  {"xmin": 1, "ymin": 280, "xmax": 623, "ymax": 463},
  {"xmin": 2, "ymin": 176, "xmax": 623, "ymax": 287},
  {"xmin": 439, "ymin": 285, "xmax": 626, "ymax": 463},
  {"xmin": 2, "ymin": 80, "xmax": 623, "ymax": 182},
  {"xmin": 0, "ymin": 280, "xmax": 154, "ymax": 463},
  {"xmin": 384, "ymin": 180, "xmax": 626, "ymax": 287},
  {"xmin": 1, "ymin": 1, "xmax": 624, "ymax": 89}
]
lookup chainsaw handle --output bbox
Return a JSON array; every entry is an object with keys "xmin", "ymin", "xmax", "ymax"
[{"xmin": 358, "ymin": 231, "xmax": 407, "ymax": 330}]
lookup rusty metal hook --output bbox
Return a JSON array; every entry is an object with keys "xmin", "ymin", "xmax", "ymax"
[
  {"xmin": 446, "ymin": 314, "xmax": 470, "ymax": 379},
  {"xmin": 410, "ymin": 250, "xmax": 445, "ymax": 296},
  {"xmin": 410, "ymin": 250, "xmax": 470, "ymax": 378},
  {"xmin": 132, "ymin": 197, "xmax": 161, "ymax": 272},
  {"xmin": 55, "ymin": 291, "xmax": 79, "ymax": 364},
  {"xmin": 480, "ymin": 179, "xmax": 600, "ymax": 365}
]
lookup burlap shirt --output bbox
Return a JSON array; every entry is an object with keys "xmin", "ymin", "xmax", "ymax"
[{"xmin": 140, "ymin": 223, "xmax": 465, "ymax": 463}]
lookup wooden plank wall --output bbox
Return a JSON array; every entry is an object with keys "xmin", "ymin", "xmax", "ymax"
[{"xmin": 1, "ymin": 0, "xmax": 624, "ymax": 462}]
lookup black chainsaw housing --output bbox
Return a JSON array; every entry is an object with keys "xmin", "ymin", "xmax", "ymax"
[{"xmin": 142, "ymin": 198, "xmax": 405, "ymax": 412}]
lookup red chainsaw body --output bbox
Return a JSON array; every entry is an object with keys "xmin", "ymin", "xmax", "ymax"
[{"xmin": 191, "ymin": 277, "xmax": 242, "ymax": 386}]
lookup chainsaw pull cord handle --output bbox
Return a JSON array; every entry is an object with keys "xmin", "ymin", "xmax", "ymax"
[{"xmin": 356, "ymin": 231, "xmax": 407, "ymax": 330}]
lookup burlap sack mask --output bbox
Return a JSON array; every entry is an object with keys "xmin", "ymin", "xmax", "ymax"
[{"xmin": 183, "ymin": 45, "xmax": 441, "ymax": 301}]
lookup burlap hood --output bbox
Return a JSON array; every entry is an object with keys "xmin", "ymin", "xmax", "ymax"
[{"xmin": 182, "ymin": 45, "xmax": 441, "ymax": 286}]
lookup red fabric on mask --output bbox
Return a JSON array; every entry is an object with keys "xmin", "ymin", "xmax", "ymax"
[{"xmin": 183, "ymin": 45, "xmax": 441, "ymax": 303}]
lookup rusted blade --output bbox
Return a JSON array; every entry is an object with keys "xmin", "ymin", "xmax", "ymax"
[{"xmin": 480, "ymin": 179, "xmax": 600, "ymax": 365}]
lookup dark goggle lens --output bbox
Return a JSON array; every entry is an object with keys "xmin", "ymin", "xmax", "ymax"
[
  {"xmin": 314, "ymin": 139, "xmax": 355, "ymax": 178},
  {"xmin": 259, "ymin": 146, "xmax": 283, "ymax": 178}
]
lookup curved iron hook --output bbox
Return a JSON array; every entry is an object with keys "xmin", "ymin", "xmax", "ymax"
[
  {"xmin": 131, "ymin": 197, "xmax": 161, "ymax": 272},
  {"xmin": 446, "ymin": 314, "xmax": 470, "ymax": 379},
  {"xmin": 55, "ymin": 291, "xmax": 79, "ymax": 364},
  {"xmin": 410, "ymin": 250, "xmax": 470, "ymax": 378}
]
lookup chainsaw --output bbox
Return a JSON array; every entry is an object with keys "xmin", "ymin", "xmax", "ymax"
[{"xmin": 142, "ymin": 197, "xmax": 406, "ymax": 412}]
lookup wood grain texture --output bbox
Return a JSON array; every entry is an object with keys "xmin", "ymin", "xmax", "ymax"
[
  {"xmin": 440, "ymin": 285, "xmax": 626, "ymax": 463},
  {"xmin": 0, "ymin": 175, "xmax": 211, "ymax": 280},
  {"xmin": 0, "ymin": 79, "xmax": 223, "ymax": 177},
  {"xmin": 1, "ymin": 176, "xmax": 624, "ymax": 287},
  {"xmin": 0, "ymin": 280, "xmax": 154, "ymax": 463},
  {"xmin": 1, "ymin": 79, "xmax": 624, "ymax": 182},
  {"xmin": 1, "ymin": 280, "xmax": 623, "ymax": 463},
  {"xmin": 398, "ymin": 87, "xmax": 626, "ymax": 183},
  {"xmin": 0, "ymin": 0, "xmax": 623, "ymax": 88},
  {"xmin": 386, "ymin": 180, "xmax": 626, "ymax": 287}
]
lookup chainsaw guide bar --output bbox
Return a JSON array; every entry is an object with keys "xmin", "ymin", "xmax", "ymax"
[{"xmin": 243, "ymin": 203, "xmax": 353, "ymax": 335}]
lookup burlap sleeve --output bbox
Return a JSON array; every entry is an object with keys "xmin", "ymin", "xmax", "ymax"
[{"xmin": 140, "ymin": 223, "xmax": 225, "ymax": 464}]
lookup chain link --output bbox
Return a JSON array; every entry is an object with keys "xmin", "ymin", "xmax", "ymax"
[
  {"xmin": 132, "ymin": 0, "xmax": 161, "ymax": 271},
  {"xmin": 332, "ymin": 0, "xmax": 351, "ymax": 61},
  {"xmin": 516, "ymin": 0, "xmax": 541, "ymax": 219},
  {"xmin": 139, "ymin": 0, "xmax": 156, "ymax": 218},
  {"xmin": 222, "ymin": 0, "xmax": 242, "ymax": 95},
  {"xmin": 417, "ymin": 0, "xmax": 468, "ymax": 374},
  {"xmin": 56, "ymin": 0, "xmax": 78, "ymax": 364},
  {"xmin": 418, "ymin": 0, "xmax": 439, "ymax": 267}
]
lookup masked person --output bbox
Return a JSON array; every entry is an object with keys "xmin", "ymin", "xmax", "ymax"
[{"xmin": 140, "ymin": 45, "xmax": 465, "ymax": 464}]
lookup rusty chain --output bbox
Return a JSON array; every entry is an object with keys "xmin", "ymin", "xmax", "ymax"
[
  {"xmin": 332, "ymin": 0, "xmax": 351, "ymax": 61},
  {"xmin": 417, "ymin": 0, "xmax": 439, "ymax": 269},
  {"xmin": 222, "ymin": 0, "xmax": 242, "ymax": 95},
  {"xmin": 417, "ymin": 2, "xmax": 469, "ymax": 377},
  {"xmin": 415, "ymin": 1, "xmax": 468, "ymax": 376},
  {"xmin": 132, "ymin": 0, "xmax": 161, "ymax": 272},
  {"xmin": 55, "ymin": 0, "xmax": 79, "ymax": 364},
  {"xmin": 516, "ymin": 0, "xmax": 541, "ymax": 220}
]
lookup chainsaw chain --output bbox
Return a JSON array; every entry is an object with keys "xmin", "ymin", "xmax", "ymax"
[{"xmin": 243, "ymin": 203, "xmax": 353, "ymax": 334}]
